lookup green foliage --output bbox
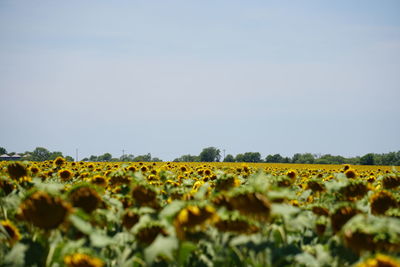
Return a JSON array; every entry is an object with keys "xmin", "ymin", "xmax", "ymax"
[
  {"xmin": 199, "ymin": 147, "xmax": 221, "ymax": 162},
  {"xmin": 0, "ymin": 147, "xmax": 7, "ymax": 155},
  {"xmin": 223, "ymin": 154, "xmax": 235, "ymax": 162}
]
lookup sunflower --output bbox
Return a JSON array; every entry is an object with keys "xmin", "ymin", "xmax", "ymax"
[
  {"xmin": 90, "ymin": 175, "xmax": 108, "ymax": 188},
  {"xmin": 370, "ymin": 191, "xmax": 397, "ymax": 215},
  {"xmin": 69, "ymin": 186, "xmax": 102, "ymax": 214},
  {"xmin": 330, "ymin": 206, "xmax": 359, "ymax": 233},
  {"xmin": 315, "ymin": 223, "xmax": 326, "ymax": 236},
  {"xmin": 340, "ymin": 181, "xmax": 369, "ymax": 200},
  {"xmin": 131, "ymin": 184, "xmax": 159, "ymax": 208},
  {"xmin": 214, "ymin": 218, "xmax": 259, "ymax": 234},
  {"xmin": 64, "ymin": 253, "xmax": 104, "ymax": 267},
  {"xmin": 54, "ymin": 156, "xmax": 66, "ymax": 167},
  {"xmin": 29, "ymin": 165, "xmax": 40, "ymax": 175},
  {"xmin": 307, "ymin": 180, "xmax": 325, "ymax": 192},
  {"xmin": 7, "ymin": 162, "xmax": 27, "ymax": 180},
  {"xmin": 59, "ymin": 169, "xmax": 73, "ymax": 181},
  {"xmin": 0, "ymin": 179, "xmax": 15, "ymax": 195},
  {"xmin": 345, "ymin": 169, "xmax": 357, "ymax": 179},
  {"xmin": 286, "ymin": 170, "xmax": 297, "ymax": 180},
  {"xmin": 0, "ymin": 220, "xmax": 21, "ymax": 245},
  {"xmin": 215, "ymin": 176, "xmax": 240, "ymax": 192},
  {"xmin": 228, "ymin": 192, "xmax": 271, "ymax": 221},
  {"xmin": 344, "ymin": 229, "xmax": 376, "ymax": 252},
  {"xmin": 174, "ymin": 205, "xmax": 216, "ymax": 240},
  {"xmin": 355, "ymin": 254, "xmax": 400, "ymax": 267},
  {"xmin": 135, "ymin": 224, "xmax": 168, "ymax": 245},
  {"xmin": 311, "ymin": 206, "xmax": 330, "ymax": 217},
  {"xmin": 122, "ymin": 210, "xmax": 140, "ymax": 230},
  {"xmin": 343, "ymin": 164, "xmax": 351, "ymax": 171},
  {"xmin": 127, "ymin": 165, "xmax": 137, "ymax": 172},
  {"xmin": 140, "ymin": 165, "xmax": 148, "ymax": 172},
  {"xmin": 382, "ymin": 174, "xmax": 400, "ymax": 189},
  {"xmin": 19, "ymin": 191, "xmax": 71, "ymax": 230}
]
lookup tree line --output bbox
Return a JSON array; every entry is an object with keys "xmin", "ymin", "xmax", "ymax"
[
  {"xmin": 1, "ymin": 146, "xmax": 399, "ymax": 165},
  {"xmin": 173, "ymin": 147, "xmax": 400, "ymax": 166}
]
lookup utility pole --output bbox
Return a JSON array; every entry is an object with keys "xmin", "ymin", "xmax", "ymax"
[
  {"xmin": 122, "ymin": 149, "xmax": 125, "ymax": 161},
  {"xmin": 223, "ymin": 149, "xmax": 226, "ymax": 160}
]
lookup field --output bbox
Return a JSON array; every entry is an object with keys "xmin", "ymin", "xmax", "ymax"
[{"xmin": 1, "ymin": 159, "xmax": 399, "ymax": 267}]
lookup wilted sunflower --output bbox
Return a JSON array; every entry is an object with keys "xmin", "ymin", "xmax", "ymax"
[
  {"xmin": 59, "ymin": 169, "xmax": 73, "ymax": 181},
  {"xmin": 131, "ymin": 184, "xmax": 159, "ymax": 208},
  {"xmin": 64, "ymin": 253, "xmax": 104, "ymax": 267},
  {"xmin": 0, "ymin": 220, "xmax": 21, "ymax": 245},
  {"xmin": 340, "ymin": 181, "xmax": 369, "ymax": 200},
  {"xmin": 307, "ymin": 180, "xmax": 325, "ymax": 192},
  {"xmin": 174, "ymin": 205, "xmax": 216, "ymax": 240},
  {"xmin": 370, "ymin": 191, "xmax": 397, "ymax": 215},
  {"xmin": 122, "ymin": 210, "xmax": 140, "ymax": 230},
  {"xmin": 0, "ymin": 179, "xmax": 15, "ymax": 195},
  {"xmin": 344, "ymin": 229, "xmax": 376, "ymax": 252},
  {"xmin": 214, "ymin": 218, "xmax": 259, "ymax": 234},
  {"xmin": 215, "ymin": 176, "xmax": 240, "ymax": 191},
  {"xmin": 330, "ymin": 206, "xmax": 359, "ymax": 233},
  {"xmin": 135, "ymin": 224, "xmax": 168, "ymax": 245},
  {"xmin": 311, "ymin": 206, "xmax": 330, "ymax": 217},
  {"xmin": 228, "ymin": 192, "xmax": 271, "ymax": 221},
  {"xmin": 7, "ymin": 162, "xmax": 27, "ymax": 180},
  {"xmin": 19, "ymin": 191, "xmax": 71, "ymax": 230},
  {"xmin": 355, "ymin": 254, "xmax": 400, "ymax": 267},
  {"xmin": 382, "ymin": 174, "xmax": 400, "ymax": 189},
  {"xmin": 69, "ymin": 186, "xmax": 102, "ymax": 214}
]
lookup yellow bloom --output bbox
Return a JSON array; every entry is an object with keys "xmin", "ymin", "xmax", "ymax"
[
  {"xmin": 0, "ymin": 220, "xmax": 21, "ymax": 245},
  {"xmin": 64, "ymin": 253, "xmax": 104, "ymax": 267},
  {"xmin": 355, "ymin": 254, "xmax": 400, "ymax": 267}
]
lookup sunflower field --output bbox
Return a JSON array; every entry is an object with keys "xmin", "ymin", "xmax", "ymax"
[{"xmin": 0, "ymin": 158, "xmax": 399, "ymax": 267}]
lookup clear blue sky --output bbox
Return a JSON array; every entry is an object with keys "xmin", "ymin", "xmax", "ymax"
[{"xmin": 1, "ymin": 0, "xmax": 399, "ymax": 160}]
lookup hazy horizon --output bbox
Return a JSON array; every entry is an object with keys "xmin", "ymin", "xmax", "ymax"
[{"xmin": 1, "ymin": 1, "xmax": 399, "ymax": 161}]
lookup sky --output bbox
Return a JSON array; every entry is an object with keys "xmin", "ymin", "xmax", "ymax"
[{"xmin": 0, "ymin": 0, "xmax": 399, "ymax": 161}]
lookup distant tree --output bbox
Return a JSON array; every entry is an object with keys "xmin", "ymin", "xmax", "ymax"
[
  {"xmin": 0, "ymin": 147, "xmax": 7, "ymax": 155},
  {"xmin": 133, "ymin": 153, "xmax": 152, "ymax": 162},
  {"xmin": 265, "ymin": 154, "xmax": 284, "ymax": 163},
  {"xmin": 98, "ymin": 153, "xmax": 112, "ymax": 162},
  {"xmin": 120, "ymin": 154, "xmax": 135, "ymax": 162},
  {"xmin": 152, "ymin": 157, "xmax": 163, "ymax": 162},
  {"xmin": 241, "ymin": 152, "xmax": 262, "ymax": 163},
  {"xmin": 49, "ymin": 151, "xmax": 64, "ymax": 160},
  {"xmin": 174, "ymin": 154, "xmax": 200, "ymax": 162},
  {"xmin": 81, "ymin": 157, "xmax": 89, "ymax": 162},
  {"xmin": 65, "ymin": 156, "xmax": 74, "ymax": 162},
  {"xmin": 292, "ymin": 153, "xmax": 315, "ymax": 164},
  {"xmin": 29, "ymin": 147, "xmax": 51, "ymax": 161},
  {"xmin": 360, "ymin": 153, "xmax": 375, "ymax": 165},
  {"xmin": 223, "ymin": 154, "xmax": 235, "ymax": 162},
  {"xmin": 235, "ymin": 153, "xmax": 245, "ymax": 162},
  {"xmin": 199, "ymin": 147, "xmax": 221, "ymax": 162},
  {"xmin": 89, "ymin": 155, "xmax": 98, "ymax": 161}
]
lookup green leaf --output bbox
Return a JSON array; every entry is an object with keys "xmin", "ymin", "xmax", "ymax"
[
  {"xmin": 159, "ymin": 200, "xmax": 185, "ymax": 222},
  {"xmin": 69, "ymin": 214, "xmax": 93, "ymax": 235},
  {"xmin": 3, "ymin": 243, "xmax": 27, "ymax": 267},
  {"xmin": 144, "ymin": 235, "xmax": 178, "ymax": 263},
  {"xmin": 178, "ymin": 241, "xmax": 197, "ymax": 265},
  {"xmin": 90, "ymin": 232, "xmax": 114, "ymax": 247}
]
